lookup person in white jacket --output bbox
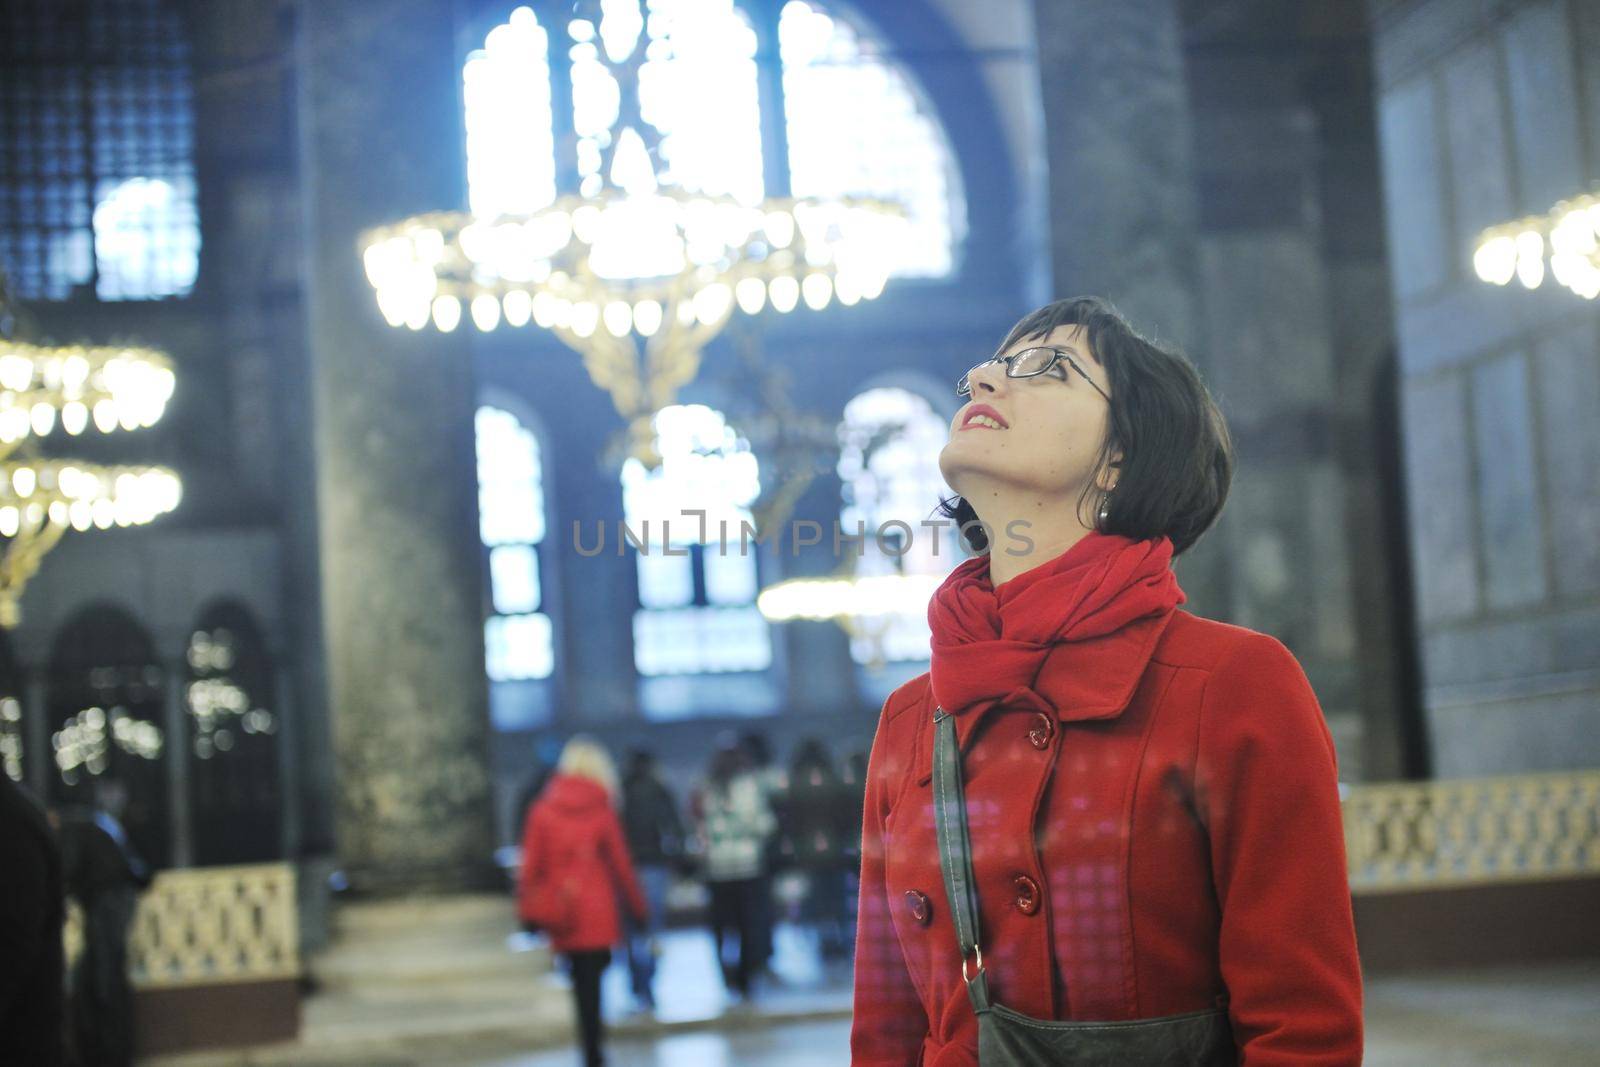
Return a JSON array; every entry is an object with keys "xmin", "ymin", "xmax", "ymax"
[{"xmin": 694, "ymin": 739, "xmax": 776, "ymax": 997}]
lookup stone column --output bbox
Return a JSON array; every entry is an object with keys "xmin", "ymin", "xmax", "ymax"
[
  {"xmin": 1032, "ymin": 0, "xmax": 1203, "ymax": 346},
  {"xmin": 296, "ymin": 0, "xmax": 495, "ymax": 890},
  {"xmin": 23, "ymin": 668, "xmax": 48, "ymax": 798},
  {"xmin": 162, "ymin": 651, "xmax": 194, "ymax": 868},
  {"xmin": 1031, "ymin": 0, "xmax": 1225, "ymax": 612}
]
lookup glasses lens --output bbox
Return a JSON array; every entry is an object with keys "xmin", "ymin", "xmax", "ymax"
[{"xmin": 1010, "ymin": 348, "xmax": 1057, "ymax": 377}]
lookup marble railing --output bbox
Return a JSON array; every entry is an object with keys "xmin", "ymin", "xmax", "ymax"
[
  {"xmin": 1343, "ymin": 771, "xmax": 1600, "ymax": 893},
  {"xmin": 66, "ymin": 861, "xmax": 300, "ymax": 989}
]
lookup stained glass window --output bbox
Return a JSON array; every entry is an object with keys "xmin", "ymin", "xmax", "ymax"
[
  {"xmin": 0, "ymin": 0, "xmax": 200, "ymax": 300},
  {"xmin": 622, "ymin": 403, "xmax": 771, "ymax": 676},
  {"xmin": 837, "ymin": 386, "xmax": 954, "ymax": 663},
  {"xmin": 461, "ymin": 0, "xmax": 958, "ymax": 277},
  {"xmin": 780, "ymin": 1, "xmax": 959, "ymax": 277},
  {"xmin": 477, "ymin": 406, "xmax": 554, "ymax": 681}
]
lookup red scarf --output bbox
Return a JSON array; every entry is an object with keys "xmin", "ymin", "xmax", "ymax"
[{"xmin": 927, "ymin": 532, "xmax": 1186, "ymax": 718}]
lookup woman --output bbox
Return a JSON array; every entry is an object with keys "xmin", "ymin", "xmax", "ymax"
[
  {"xmin": 519, "ymin": 737, "xmax": 646, "ymax": 1067},
  {"xmin": 851, "ymin": 297, "xmax": 1363, "ymax": 1065},
  {"xmin": 694, "ymin": 739, "xmax": 777, "ymax": 999}
]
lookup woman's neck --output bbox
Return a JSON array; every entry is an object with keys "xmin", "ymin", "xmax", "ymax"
[{"xmin": 964, "ymin": 486, "xmax": 1095, "ymax": 588}]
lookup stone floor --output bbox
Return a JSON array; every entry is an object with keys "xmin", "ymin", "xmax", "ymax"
[
  {"xmin": 142, "ymin": 893, "xmax": 1600, "ymax": 1066},
  {"xmin": 475, "ymin": 959, "xmax": 1600, "ymax": 1067}
]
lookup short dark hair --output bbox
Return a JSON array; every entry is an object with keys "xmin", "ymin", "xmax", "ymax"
[{"xmin": 937, "ymin": 296, "xmax": 1233, "ymax": 556}]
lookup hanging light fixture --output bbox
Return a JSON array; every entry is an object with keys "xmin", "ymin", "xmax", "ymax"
[
  {"xmin": 0, "ymin": 284, "xmax": 183, "ymax": 625},
  {"xmin": 1474, "ymin": 188, "xmax": 1600, "ymax": 300},
  {"xmin": 359, "ymin": 0, "xmax": 906, "ymax": 467}
]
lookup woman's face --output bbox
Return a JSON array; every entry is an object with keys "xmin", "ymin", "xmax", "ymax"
[{"xmin": 939, "ymin": 324, "xmax": 1117, "ymax": 513}]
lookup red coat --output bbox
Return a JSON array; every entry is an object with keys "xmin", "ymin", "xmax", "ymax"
[
  {"xmin": 851, "ymin": 609, "xmax": 1363, "ymax": 1066},
  {"xmin": 518, "ymin": 773, "xmax": 647, "ymax": 953}
]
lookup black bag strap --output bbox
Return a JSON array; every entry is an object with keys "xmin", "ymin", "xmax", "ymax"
[{"xmin": 932, "ymin": 706, "xmax": 989, "ymax": 996}]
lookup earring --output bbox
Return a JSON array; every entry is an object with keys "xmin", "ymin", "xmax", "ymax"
[{"xmin": 1098, "ymin": 493, "xmax": 1111, "ymax": 525}]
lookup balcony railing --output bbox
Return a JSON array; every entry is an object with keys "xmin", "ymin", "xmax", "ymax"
[
  {"xmin": 66, "ymin": 861, "xmax": 299, "ymax": 989},
  {"xmin": 1343, "ymin": 771, "xmax": 1600, "ymax": 893}
]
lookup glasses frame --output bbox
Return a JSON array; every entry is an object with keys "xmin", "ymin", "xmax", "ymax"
[{"xmin": 956, "ymin": 346, "xmax": 1111, "ymax": 403}]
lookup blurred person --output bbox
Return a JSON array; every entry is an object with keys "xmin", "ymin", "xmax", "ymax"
[
  {"xmin": 512, "ymin": 735, "xmax": 564, "ymax": 843},
  {"xmin": 694, "ymin": 738, "xmax": 776, "ymax": 999},
  {"xmin": 0, "ymin": 775, "xmax": 65, "ymax": 1065},
  {"xmin": 619, "ymin": 749, "xmax": 684, "ymax": 1009},
  {"xmin": 781, "ymin": 738, "xmax": 851, "ymax": 958},
  {"xmin": 737, "ymin": 730, "xmax": 784, "ymax": 978},
  {"xmin": 852, "ymin": 297, "xmax": 1362, "ymax": 1064},
  {"xmin": 518, "ymin": 736, "xmax": 646, "ymax": 1067},
  {"xmin": 59, "ymin": 777, "xmax": 152, "ymax": 1067},
  {"xmin": 839, "ymin": 749, "xmax": 869, "ymax": 951}
]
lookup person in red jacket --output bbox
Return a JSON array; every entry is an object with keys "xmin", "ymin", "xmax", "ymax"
[
  {"xmin": 519, "ymin": 736, "xmax": 647, "ymax": 1067},
  {"xmin": 851, "ymin": 296, "xmax": 1364, "ymax": 1066}
]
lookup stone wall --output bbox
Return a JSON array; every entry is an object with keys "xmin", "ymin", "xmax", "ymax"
[{"xmin": 1371, "ymin": 0, "xmax": 1600, "ymax": 775}]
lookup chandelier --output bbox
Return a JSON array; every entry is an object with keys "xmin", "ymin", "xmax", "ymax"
[
  {"xmin": 1473, "ymin": 188, "xmax": 1600, "ymax": 299},
  {"xmin": 358, "ymin": 0, "xmax": 905, "ymax": 466},
  {"xmin": 0, "ymin": 324, "xmax": 182, "ymax": 625}
]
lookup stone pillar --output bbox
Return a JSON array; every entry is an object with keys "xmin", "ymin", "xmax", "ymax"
[
  {"xmin": 1031, "ymin": 0, "xmax": 1225, "ymax": 612},
  {"xmin": 23, "ymin": 668, "xmax": 48, "ymax": 798},
  {"xmin": 162, "ymin": 651, "xmax": 194, "ymax": 868},
  {"xmin": 1033, "ymin": 0, "xmax": 1203, "ymax": 346},
  {"xmin": 273, "ymin": 662, "xmax": 302, "ymax": 860},
  {"xmin": 1178, "ymin": 7, "xmax": 1403, "ymax": 781},
  {"xmin": 296, "ymin": 0, "xmax": 495, "ymax": 890}
]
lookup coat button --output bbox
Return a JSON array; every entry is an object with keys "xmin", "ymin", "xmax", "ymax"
[
  {"xmin": 1013, "ymin": 875, "xmax": 1041, "ymax": 915},
  {"xmin": 905, "ymin": 890, "xmax": 932, "ymax": 926},
  {"xmin": 1027, "ymin": 712, "xmax": 1054, "ymax": 750}
]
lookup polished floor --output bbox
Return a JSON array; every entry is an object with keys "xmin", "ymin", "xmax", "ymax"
[
  {"xmin": 474, "ymin": 959, "xmax": 1600, "ymax": 1067},
  {"xmin": 141, "ymin": 905, "xmax": 1600, "ymax": 1066}
]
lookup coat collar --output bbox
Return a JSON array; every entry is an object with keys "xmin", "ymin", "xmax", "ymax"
[{"xmin": 915, "ymin": 608, "xmax": 1176, "ymax": 785}]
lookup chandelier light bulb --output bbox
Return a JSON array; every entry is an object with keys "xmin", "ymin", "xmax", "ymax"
[
  {"xmin": 571, "ymin": 301, "xmax": 600, "ymax": 338},
  {"xmin": 1473, "ymin": 235, "xmax": 1517, "ymax": 285},
  {"xmin": 801, "ymin": 273, "xmax": 833, "ymax": 311},
  {"xmin": 504, "ymin": 289, "xmax": 534, "ymax": 327},
  {"xmin": 603, "ymin": 300, "xmax": 633, "ymax": 337},
  {"xmin": 692, "ymin": 283, "xmax": 732, "ymax": 326},
  {"xmin": 632, "ymin": 300, "xmax": 663, "ymax": 337},
  {"xmin": 769, "ymin": 275, "xmax": 800, "ymax": 314},
  {"xmin": 735, "ymin": 277, "xmax": 766, "ymax": 315},
  {"xmin": 431, "ymin": 295, "xmax": 462, "ymax": 332},
  {"xmin": 471, "ymin": 294, "xmax": 502, "ymax": 332}
]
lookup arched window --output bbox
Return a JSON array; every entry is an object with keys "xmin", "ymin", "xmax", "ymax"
[
  {"xmin": 185, "ymin": 602, "xmax": 281, "ymax": 865},
  {"xmin": 571, "ymin": 0, "xmax": 764, "ymax": 203},
  {"xmin": 779, "ymin": 1, "xmax": 961, "ymax": 277},
  {"xmin": 464, "ymin": 6, "xmax": 557, "ymax": 219},
  {"xmin": 837, "ymin": 385, "xmax": 954, "ymax": 663},
  {"xmin": 48, "ymin": 605, "xmax": 169, "ymax": 867},
  {"xmin": 0, "ymin": 0, "xmax": 201, "ymax": 300},
  {"xmin": 623, "ymin": 403, "xmax": 771, "ymax": 679},
  {"xmin": 461, "ymin": 0, "xmax": 961, "ymax": 277},
  {"xmin": 477, "ymin": 405, "xmax": 555, "ymax": 689}
]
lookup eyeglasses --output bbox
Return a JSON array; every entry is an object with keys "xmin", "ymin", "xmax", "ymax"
[{"xmin": 956, "ymin": 346, "xmax": 1110, "ymax": 402}]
